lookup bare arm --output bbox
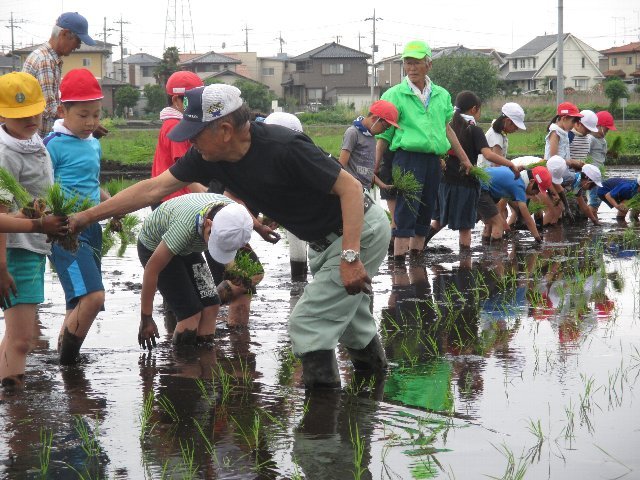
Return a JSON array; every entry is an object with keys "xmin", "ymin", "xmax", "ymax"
[
  {"xmin": 71, "ymin": 170, "xmax": 188, "ymax": 232},
  {"xmin": 223, "ymin": 189, "xmax": 280, "ymax": 243},
  {"xmin": 577, "ymin": 194, "xmax": 599, "ymax": 225},
  {"xmin": 446, "ymin": 124, "xmax": 472, "ymax": 173},
  {"xmin": 547, "ymin": 131, "xmax": 559, "ymax": 157},
  {"xmin": 0, "ymin": 205, "xmax": 16, "ymax": 308},
  {"xmin": 375, "ymin": 139, "xmax": 389, "ymax": 174},
  {"xmin": 338, "ymin": 149, "xmax": 351, "ymax": 168},
  {"xmin": 331, "ymin": 169, "xmax": 369, "ymax": 295},
  {"xmin": 517, "ymin": 201, "xmax": 542, "ymax": 242},
  {"xmin": 141, "ymin": 241, "xmax": 173, "ymax": 316},
  {"xmin": 605, "ymin": 192, "xmax": 628, "ymax": 212},
  {"xmin": 480, "ymin": 147, "xmax": 520, "ymax": 178}
]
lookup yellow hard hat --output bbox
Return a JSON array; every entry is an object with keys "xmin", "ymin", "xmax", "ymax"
[{"xmin": 0, "ymin": 72, "xmax": 46, "ymax": 118}]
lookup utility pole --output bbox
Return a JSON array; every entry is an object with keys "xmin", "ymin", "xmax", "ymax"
[
  {"xmin": 101, "ymin": 17, "xmax": 116, "ymax": 45},
  {"xmin": 365, "ymin": 9, "xmax": 382, "ymax": 103},
  {"xmin": 393, "ymin": 43, "xmax": 402, "ymax": 56},
  {"xmin": 336, "ymin": 35, "xmax": 342, "ymax": 44},
  {"xmin": 115, "ymin": 16, "xmax": 130, "ymax": 82},
  {"xmin": 5, "ymin": 12, "xmax": 26, "ymax": 71},
  {"xmin": 557, "ymin": 0, "xmax": 564, "ymax": 105},
  {"xmin": 242, "ymin": 24, "xmax": 252, "ymax": 53},
  {"xmin": 275, "ymin": 32, "xmax": 285, "ymax": 54}
]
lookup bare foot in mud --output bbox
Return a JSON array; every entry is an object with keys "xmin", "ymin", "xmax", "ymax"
[{"xmin": 1, "ymin": 374, "xmax": 25, "ymax": 390}]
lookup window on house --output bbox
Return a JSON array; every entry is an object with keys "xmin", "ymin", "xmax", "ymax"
[
  {"xmin": 322, "ymin": 63, "xmax": 344, "ymax": 75},
  {"xmin": 552, "ymin": 57, "xmax": 556, "ymax": 69},
  {"xmin": 612, "ymin": 57, "xmax": 618, "ymax": 66},
  {"xmin": 141, "ymin": 66, "xmax": 154, "ymax": 77},
  {"xmin": 520, "ymin": 59, "xmax": 525, "ymax": 68},
  {"xmin": 512, "ymin": 59, "xmax": 517, "ymax": 70},
  {"xmin": 627, "ymin": 56, "xmax": 633, "ymax": 65},
  {"xmin": 82, "ymin": 58, "xmax": 91, "ymax": 67},
  {"xmin": 262, "ymin": 67, "xmax": 275, "ymax": 76},
  {"xmin": 574, "ymin": 79, "xmax": 588, "ymax": 90},
  {"xmin": 581, "ymin": 57, "xmax": 585, "ymax": 68},
  {"xmin": 307, "ymin": 88, "xmax": 323, "ymax": 100},
  {"xmin": 533, "ymin": 58, "xmax": 536, "ymax": 69}
]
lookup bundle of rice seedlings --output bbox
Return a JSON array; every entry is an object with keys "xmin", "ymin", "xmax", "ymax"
[
  {"xmin": 625, "ymin": 194, "xmax": 640, "ymax": 212},
  {"xmin": 45, "ymin": 183, "xmax": 94, "ymax": 252},
  {"xmin": 224, "ymin": 251, "xmax": 264, "ymax": 290},
  {"xmin": 524, "ymin": 160, "xmax": 547, "ymax": 170},
  {"xmin": 527, "ymin": 200, "xmax": 546, "ymax": 215},
  {"xmin": 101, "ymin": 214, "xmax": 140, "ymax": 257},
  {"xmin": 468, "ymin": 166, "xmax": 492, "ymax": 187},
  {"xmin": 0, "ymin": 167, "xmax": 35, "ymax": 212},
  {"xmin": 392, "ymin": 166, "xmax": 423, "ymax": 214}
]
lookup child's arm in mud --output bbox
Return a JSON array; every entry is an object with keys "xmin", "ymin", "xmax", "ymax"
[{"xmin": 139, "ymin": 241, "xmax": 174, "ymax": 348}]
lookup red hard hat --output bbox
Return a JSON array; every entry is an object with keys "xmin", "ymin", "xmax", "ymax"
[
  {"xmin": 370, "ymin": 100, "xmax": 400, "ymax": 128},
  {"xmin": 596, "ymin": 111, "xmax": 617, "ymax": 130},
  {"xmin": 165, "ymin": 71, "xmax": 203, "ymax": 95},
  {"xmin": 60, "ymin": 68, "xmax": 103, "ymax": 102}
]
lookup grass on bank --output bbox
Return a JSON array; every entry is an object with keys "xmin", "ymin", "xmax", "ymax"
[{"xmin": 99, "ymin": 123, "xmax": 640, "ymax": 166}]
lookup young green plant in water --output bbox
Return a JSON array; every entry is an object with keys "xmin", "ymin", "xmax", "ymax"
[
  {"xmin": 528, "ymin": 200, "xmax": 546, "ymax": 215},
  {"xmin": 101, "ymin": 178, "xmax": 141, "ymax": 256},
  {"xmin": 224, "ymin": 251, "xmax": 264, "ymax": 291}
]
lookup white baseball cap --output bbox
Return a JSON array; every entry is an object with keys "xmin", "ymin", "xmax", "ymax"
[
  {"xmin": 168, "ymin": 84, "xmax": 244, "ymax": 142},
  {"xmin": 264, "ymin": 111, "xmax": 303, "ymax": 132},
  {"xmin": 501, "ymin": 102, "xmax": 526, "ymax": 130},
  {"xmin": 579, "ymin": 110, "xmax": 598, "ymax": 133},
  {"xmin": 546, "ymin": 155, "xmax": 568, "ymax": 185},
  {"xmin": 208, "ymin": 203, "xmax": 253, "ymax": 264},
  {"xmin": 581, "ymin": 164, "xmax": 603, "ymax": 187}
]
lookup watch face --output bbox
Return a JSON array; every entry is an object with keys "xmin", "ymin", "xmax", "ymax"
[{"xmin": 342, "ymin": 250, "xmax": 358, "ymax": 262}]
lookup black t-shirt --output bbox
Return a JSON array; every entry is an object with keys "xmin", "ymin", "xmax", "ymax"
[
  {"xmin": 170, "ymin": 122, "xmax": 343, "ymax": 241},
  {"xmin": 443, "ymin": 124, "xmax": 489, "ymax": 187}
]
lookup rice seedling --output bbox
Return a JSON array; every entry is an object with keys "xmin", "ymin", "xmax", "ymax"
[
  {"xmin": 102, "ymin": 177, "xmax": 137, "ymax": 197},
  {"xmin": 349, "ymin": 421, "xmax": 366, "ymax": 480},
  {"xmin": 468, "ymin": 166, "xmax": 492, "ymax": 187},
  {"xmin": 523, "ymin": 160, "xmax": 547, "ymax": 170},
  {"xmin": 179, "ymin": 439, "xmax": 199, "ymax": 480},
  {"xmin": 139, "ymin": 391, "xmax": 156, "ymax": 440},
  {"xmin": 45, "ymin": 183, "xmax": 95, "ymax": 252},
  {"xmin": 488, "ymin": 443, "xmax": 528, "ymax": 480},
  {"xmin": 392, "ymin": 166, "xmax": 423, "ymax": 214},
  {"xmin": 194, "ymin": 378, "xmax": 216, "ymax": 407},
  {"xmin": 37, "ymin": 427, "xmax": 53, "ymax": 479},
  {"xmin": 237, "ymin": 356, "xmax": 253, "ymax": 387},
  {"xmin": 231, "ymin": 411, "xmax": 262, "ymax": 452},
  {"xmin": 224, "ymin": 251, "xmax": 264, "ymax": 291},
  {"xmin": 157, "ymin": 394, "xmax": 180, "ymax": 423},
  {"xmin": 102, "ymin": 214, "xmax": 141, "ymax": 257},
  {"xmin": 276, "ymin": 347, "xmax": 299, "ymax": 386},
  {"xmin": 625, "ymin": 194, "xmax": 640, "ymax": 212},
  {"xmin": 74, "ymin": 415, "xmax": 101, "ymax": 457},
  {"xmin": 527, "ymin": 200, "xmax": 546, "ymax": 215},
  {"xmin": 216, "ymin": 364, "xmax": 234, "ymax": 404},
  {"xmin": 193, "ymin": 417, "xmax": 216, "ymax": 456},
  {"xmin": 0, "ymin": 167, "xmax": 33, "ymax": 209}
]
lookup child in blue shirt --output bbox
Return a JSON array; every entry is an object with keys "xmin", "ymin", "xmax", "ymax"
[
  {"xmin": 43, "ymin": 68, "xmax": 113, "ymax": 365},
  {"xmin": 597, "ymin": 177, "xmax": 640, "ymax": 221}
]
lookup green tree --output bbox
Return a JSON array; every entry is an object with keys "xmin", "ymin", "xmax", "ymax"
[
  {"xmin": 154, "ymin": 46, "xmax": 180, "ymax": 88},
  {"xmin": 233, "ymin": 79, "xmax": 275, "ymax": 113},
  {"xmin": 115, "ymin": 85, "xmax": 140, "ymax": 116},
  {"xmin": 603, "ymin": 77, "xmax": 629, "ymax": 110},
  {"xmin": 143, "ymin": 84, "xmax": 166, "ymax": 114},
  {"xmin": 429, "ymin": 56, "xmax": 499, "ymax": 101}
]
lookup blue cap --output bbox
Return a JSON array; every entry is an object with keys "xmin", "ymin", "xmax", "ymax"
[{"xmin": 56, "ymin": 12, "xmax": 95, "ymax": 46}]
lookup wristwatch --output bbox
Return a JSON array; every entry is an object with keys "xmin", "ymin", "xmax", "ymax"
[{"xmin": 340, "ymin": 249, "xmax": 360, "ymax": 263}]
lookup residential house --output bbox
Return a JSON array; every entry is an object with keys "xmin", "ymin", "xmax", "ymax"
[
  {"xmin": 100, "ymin": 76, "xmax": 131, "ymax": 116},
  {"xmin": 600, "ymin": 42, "xmax": 640, "ymax": 84},
  {"xmin": 178, "ymin": 51, "xmax": 241, "ymax": 81},
  {"xmin": 0, "ymin": 53, "xmax": 18, "ymax": 75},
  {"xmin": 501, "ymin": 33, "xmax": 603, "ymax": 93},
  {"xmin": 114, "ymin": 52, "xmax": 162, "ymax": 87},
  {"xmin": 14, "ymin": 41, "xmax": 115, "ymax": 78},
  {"xmin": 375, "ymin": 54, "xmax": 404, "ymax": 89},
  {"xmin": 282, "ymin": 42, "xmax": 370, "ymax": 109},
  {"xmin": 203, "ymin": 69, "xmax": 263, "ymax": 88}
]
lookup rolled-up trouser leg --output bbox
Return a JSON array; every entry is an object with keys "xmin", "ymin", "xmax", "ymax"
[{"xmin": 289, "ymin": 204, "xmax": 391, "ymax": 356}]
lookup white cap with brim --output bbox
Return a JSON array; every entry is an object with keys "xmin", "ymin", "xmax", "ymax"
[
  {"xmin": 546, "ymin": 155, "xmax": 567, "ymax": 185},
  {"xmin": 501, "ymin": 102, "xmax": 526, "ymax": 130},
  {"xmin": 581, "ymin": 164, "xmax": 603, "ymax": 187},
  {"xmin": 208, "ymin": 203, "xmax": 253, "ymax": 265}
]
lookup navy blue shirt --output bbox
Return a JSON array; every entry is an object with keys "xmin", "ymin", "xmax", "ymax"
[{"xmin": 597, "ymin": 178, "xmax": 633, "ymax": 200}]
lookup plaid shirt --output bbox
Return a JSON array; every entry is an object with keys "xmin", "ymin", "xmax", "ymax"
[{"xmin": 22, "ymin": 42, "xmax": 62, "ymax": 137}]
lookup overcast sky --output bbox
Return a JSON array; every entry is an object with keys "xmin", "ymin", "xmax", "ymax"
[{"xmin": 2, "ymin": 0, "xmax": 639, "ymax": 61}]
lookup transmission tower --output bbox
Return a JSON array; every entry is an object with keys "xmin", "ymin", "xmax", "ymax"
[{"xmin": 164, "ymin": 0, "xmax": 196, "ymax": 53}]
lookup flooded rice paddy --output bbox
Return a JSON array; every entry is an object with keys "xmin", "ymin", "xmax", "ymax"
[{"xmin": 1, "ymin": 168, "xmax": 640, "ymax": 479}]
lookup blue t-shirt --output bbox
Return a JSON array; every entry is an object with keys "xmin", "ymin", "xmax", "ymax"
[
  {"xmin": 608, "ymin": 181, "xmax": 638, "ymax": 202},
  {"xmin": 597, "ymin": 178, "xmax": 632, "ymax": 200},
  {"xmin": 44, "ymin": 132, "xmax": 102, "ymax": 204},
  {"xmin": 484, "ymin": 166, "xmax": 527, "ymax": 202}
]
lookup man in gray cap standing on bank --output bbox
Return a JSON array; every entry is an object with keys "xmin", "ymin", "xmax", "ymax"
[{"xmin": 22, "ymin": 12, "xmax": 95, "ymax": 137}]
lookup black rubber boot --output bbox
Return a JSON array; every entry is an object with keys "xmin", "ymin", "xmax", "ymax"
[
  {"xmin": 290, "ymin": 260, "xmax": 308, "ymax": 283},
  {"xmin": 300, "ymin": 350, "xmax": 341, "ymax": 389},
  {"xmin": 346, "ymin": 335, "xmax": 388, "ymax": 374},
  {"xmin": 58, "ymin": 327, "xmax": 84, "ymax": 366}
]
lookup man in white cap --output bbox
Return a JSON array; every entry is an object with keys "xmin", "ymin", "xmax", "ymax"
[
  {"xmin": 136, "ymin": 193, "xmax": 256, "ymax": 348},
  {"xmin": 22, "ymin": 12, "xmax": 95, "ymax": 137},
  {"xmin": 72, "ymin": 84, "xmax": 391, "ymax": 389}
]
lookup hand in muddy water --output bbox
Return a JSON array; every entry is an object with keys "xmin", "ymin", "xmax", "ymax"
[
  {"xmin": 139, "ymin": 313, "xmax": 160, "ymax": 350},
  {"xmin": 340, "ymin": 260, "xmax": 372, "ymax": 295}
]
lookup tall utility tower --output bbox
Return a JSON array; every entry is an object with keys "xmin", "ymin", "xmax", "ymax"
[{"xmin": 164, "ymin": 0, "xmax": 196, "ymax": 53}]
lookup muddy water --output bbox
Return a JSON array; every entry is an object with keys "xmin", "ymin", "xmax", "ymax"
[{"xmin": 1, "ymin": 173, "xmax": 640, "ymax": 479}]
